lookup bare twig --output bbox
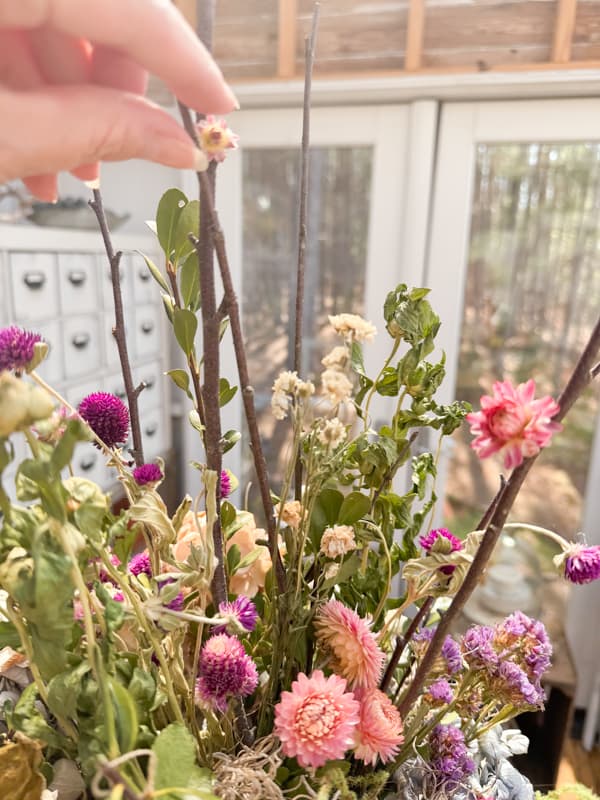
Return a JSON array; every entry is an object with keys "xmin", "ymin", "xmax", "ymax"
[
  {"xmin": 380, "ymin": 596, "xmax": 433, "ymax": 693},
  {"xmin": 398, "ymin": 313, "xmax": 600, "ymax": 717},
  {"xmin": 89, "ymin": 189, "xmax": 145, "ymax": 466},
  {"xmin": 293, "ymin": 4, "xmax": 320, "ymax": 501}
]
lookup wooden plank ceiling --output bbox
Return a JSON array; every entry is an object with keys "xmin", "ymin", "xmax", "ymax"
[{"xmin": 169, "ymin": 0, "xmax": 600, "ymax": 85}]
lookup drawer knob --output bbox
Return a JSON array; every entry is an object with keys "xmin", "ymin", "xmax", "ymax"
[
  {"xmin": 68, "ymin": 270, "xmax": 87, "ymax": 286},
  {"xmin": 23, "ymin": 271, "xmax": 46, "ymax": 289},
  {"xmin": 80, "ymin": 455, "xmax": 96, "ymax": 472},
  {"xmin": 145, "ymin": 423, "xmax": 158, "ymax": 437},
  {"xmin": 139, "ymin": 268, "xmax": 151, "ymax": 282},
  {"xmin": 141, "ymin": 321, "xmax": 154, "ymax": 334},
  {"xmin": 72, "ymin": 333, "xmax": 91, "ymax": 349}
]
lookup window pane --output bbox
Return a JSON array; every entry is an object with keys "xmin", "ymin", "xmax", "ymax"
[
  {"xmin": 447, "ymin": 142, "xmax": 600, "ymax": 538},
  {"xmin": 241, "ymin": 146, "xmax": 373, "ymax": 490}
]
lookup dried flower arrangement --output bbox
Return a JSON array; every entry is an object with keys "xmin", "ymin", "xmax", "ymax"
[{"xmin": 1, "ymin": 6, "xmax": 600, "ymax": 800}]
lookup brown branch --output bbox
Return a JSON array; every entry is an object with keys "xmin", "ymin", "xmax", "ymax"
[
  {"xmin": 96, "ymin": 764, "xmax": 143, "ymax": 800},
  {"xmin": 398, "ymin": 312, "xmax": 600, "ymax": 718},
  {"xmin": 293, "ymin": 4, "xmax": 320, "ymax": 500},
  {"xmin": 380, "ymin": 596, "xmax": 433, "ymax": 693},
  {"xmin": 89, "ymin": 189, "xmax": 145, "ymax": 467}
]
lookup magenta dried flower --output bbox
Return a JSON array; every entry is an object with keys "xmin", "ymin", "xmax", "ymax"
[
  {"xmin": 216, "ymin": 595, "xmax": 258, "ymax": 635},
  {"xmin": 78, "ymin": 392, "xmax": 129, "ymax": 448},
  {"xmin": 0, "ymin": 325, "xmax": 44, "ymax": 373},
  {"xmin": 133, "ymin": 463, "xmax": 163, "ymax": 486},
  {"xmin": 429, "ymin": 724, "xmax": 475, "ymax": 786},
  {"xmin": 219, "ymin": 469, "xmax": 232, "ymax": 499},
  {"xmin": 165, "ymin": 592, "xmax": 184, "ymax": 612},
  {"xmin": 562, "ymin": 543, "xmax": 600, "ymax": 585},
  {"xmin": 195, "ymin": 633, "xmax": 258, "ymax": 711},
  {"xmin": 128, "ymin": 551, "xmax": 152, "ymax": 578},
  {"xmin": 419, "ymin": 528, "xmax": 463, "ymax": 554}
]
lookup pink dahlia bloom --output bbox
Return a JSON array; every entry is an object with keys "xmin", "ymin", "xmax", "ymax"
[
  {"xmin": 274, "ymin": 670, "xmax": 359, "ymax": 768},
  {"xmin": 466, "ymin": 379, "xmax": 561, "ymax": 470},
  {"xmin": 353, "ymin": 688, "xmax": 404, "ymax": 766},
  {"xmin": 314, "ymin": 600, "xmax": 385, "ymax": 690},
  {"xmin": 562, "ymin": 544, "xmax": 600, "ymax": 585}
]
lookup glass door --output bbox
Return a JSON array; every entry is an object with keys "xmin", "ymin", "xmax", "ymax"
[{"xmin": 426, "ymin": 98, "xmax": 600, "ymax": 706}]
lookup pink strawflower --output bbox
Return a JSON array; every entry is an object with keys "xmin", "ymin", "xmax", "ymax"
[
  {"xmin": 562, "ymin": 543, "xmax": 600, "ymax": 585},
  {"xmin": 133, "ymin": 463, "xmax": 163, "ymax": 486},
  {"xmin": 274, "ymin": 670, "xmax": 359, "ymax": 768},
  {"xmin": 195, "ymin": 634, "xmax": 258, "ymax": 712},
  {"xmin": 466, "ymin": 379, "xmax": 561, "ymax": 470},
  {"xmin": 314, "ymin": 600, "xmax": 385, "ymax": 690},
  {"xmin": 78, "ymin": 391, "xmax": 129, "ymax": 449},
  {"xmin": 353, "ymin": 688, "xmax": 404, "ymax": 766},
  {"xmin": 196, "ymin": 115, "xmax": 239, "ymax": 163},
  {"xmin": 0, "ymin": 325, "xmax": 43, "ymax": 372}
]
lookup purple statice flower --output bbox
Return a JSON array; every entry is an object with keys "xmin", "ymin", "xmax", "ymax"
[
  {"xmin": 133, "ymin": 462, "xmax": 163, "ymax": 486},
  {"xmin": 496, "ymin": 660, "xmax": 544, "ymax": 708},
  {"xmin": 563, "ymin": 544, "xmax": 600, "ymax": 585},
  {"xmin": 165, "ymin": 592, "xmax": 184, "ymax": 612},
  {"xmin": 128, "ymin": 551, "xmax": 152, "ymax": 578},
  {"xmin": 426, "ymin": 678, "xmax": 454, "ymax": 706},
  {"xmin": 219, "ymin": 469, "xmax": 232, "ymax": 499},
  {"xmin": 195, "ymin": 633, "xmax": 259, "ymax": 711},
  {"xmin": 461, "ymin": 625, "xmax": 498, "ymax": 671},
  {"xmin": 0, "ymin": 325, "xmax": 43, "ymax": 372},
  {"xmin": 216, "ymin": 595, "xmax": 258, "ymax": 635},
  {"xmin": 78, "ymin": 392, "xmax": 129, "ymax": 449},
  {"xmin": 441, "ymin": 635, "xmax": 463, "ymax": 675},
  {"xmin": 496, "ymin": 611, "xmax": 552, "ymax": 680},
  {"xmin": 429, "ymin": 724, "xmax": 475, "ymax": 787}
]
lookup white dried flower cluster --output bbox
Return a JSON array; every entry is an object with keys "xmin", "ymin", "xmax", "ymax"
[
  {"xmin": 321, "ymin": 345, "xmax": 350, "ymax": 370},
  {"xmin": 328, "ymin": 313, "xmax": 377, "ymax": 343},
  {"xmin": 271, "ymin": 370, "xmax": 315, "ymax": 420},
  {"xmin": 317, "ymin": 417, "xmax": 347, "ymax": 449},
  {"xmin": 320, "ymin": 524, "xmax": 357, "ymax": 559},
  {"xmin": 321, "ymin": 369, "xmax": 353, "ymax": 406}
]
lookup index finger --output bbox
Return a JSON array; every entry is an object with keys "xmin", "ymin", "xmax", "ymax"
[{"xmin": 0, "ymin": 0, "xmax": 237, "ymax": 113}]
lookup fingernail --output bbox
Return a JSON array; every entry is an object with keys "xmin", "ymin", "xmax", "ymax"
[
  {"xmin": 194, "ymin": 149, "xmax": 209, "ymax": 173},
  {"xmin": 226, "ymin": 84, "xmax": 240, "ymax": 111},
  {"xmin": 84, "ymin": 177, "xmax": 101, "ymax": 190}
]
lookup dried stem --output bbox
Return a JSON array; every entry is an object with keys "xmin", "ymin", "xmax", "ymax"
[
  {"xmin": 398, "ymin": 313, "xmax": 600, "ymax": 717},
  {"xmin": 293, "ymin": 4, "xmax": 320, "ymax": 501},
  {"xmin": 89, "ymin": 189, "xmax": 145, "ymax": 467},
  {"xmin": 380, "ymin": 596, "xmax": 433, "ymax": 693}
]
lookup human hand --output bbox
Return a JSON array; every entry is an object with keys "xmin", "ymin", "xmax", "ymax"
[{"xmin": 0, "ymin": 0, "xmax": 237, "ymax": 201}]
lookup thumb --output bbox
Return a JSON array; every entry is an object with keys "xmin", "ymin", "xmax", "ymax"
[{"xmin": 0, "ymin": 85, "xmax": 206, "ymax": 185}]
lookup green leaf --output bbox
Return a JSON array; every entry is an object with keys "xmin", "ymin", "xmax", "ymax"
[
  {"xmin": 128, "ymin": 668, "xmax": 157, "ymax": 716},
  {"xmin": 227, "ymin": 543, "xmax": 241, "ymax": 574},
  {"xmin": 338, "ymin": 491, "xmax": 371, "ymax": 525},
  {"xmin": 350, "ymin": 341, "xmax": 367, "ymax": 377},
  {"xmin": 152, "ymin": 723, "xmax": 217, "ymax": 800},
  {"xmin": 162, "ymin": 293, "xmax": 175, "ymax": 323},
  {"xmin": 316, "ymin": 489, "xmax": 344, "ymax": 526},
  {"xmin": 109, "ymin": 678, "xmax": 139, "ymax": 754},
  {"xmin": 173, "ymin": 307, "xmax": 198, "ymax": 357},
  {"xmin": 166, "ymin": 369, "xmax": 193, "ymax": 401},
  {"xmin": 156, "ymin": 188, "xmax": 188, "ymax": 259},
  {"xmin": 47, "ymin": 662, "xmax": 90, "ymax": 720},
  {"xmin": 221, "ymin": 429, "xmax": 241, "ymax": 454},
  {"xmin": 321, "ymin": 552, "xmax": 361, "ymax": 591},
  {"xmin": 50, "ymin": 419, "xmax": 90, "ymax": 474},
  {"xmin": 95, "ymin": 581, "xmax": 126, "ymax": 635},
  {"xmin": 180, "ymin": 253, "xmax": 200, "ymax": 310},
  {"xmin": 174, "ymin": 200, "xmax": 200, "ymax": 263},
  {"xmin": 189, "ymin": 410, "xmax": 204, "ymax": 434},
  {"xmin": 220, "ymin": 500, "xmax": 237, "ymax": 529},
  {"xmin": 8, "ymin": 684, "xmax": 64, "ymax": 748},
  {"xmin": 0, "ymin": 621, "xmax": 20, "ymax": 649},
  {"xmin": 219, "ymin": 378, "xmax": 238, "ymax": 408},
  {"xmin": 138, "ymin": 252, "xmax": 170, "ymax": 293}
]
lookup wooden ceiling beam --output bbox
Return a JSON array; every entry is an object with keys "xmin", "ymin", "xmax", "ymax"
[
  {"xmin": 552, "ymin": 0, "xmax": 578, "ymax": 63},
  {"xmin": 405, "ymin": 0, "xmax": 426, "ymax": 71},
  {"xmin": 277, "ymin": 0, "xmax": 298, "ymax": 79}
]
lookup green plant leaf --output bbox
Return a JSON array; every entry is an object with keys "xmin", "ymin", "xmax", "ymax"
[
  {"xmin": 152, "ymin": 723, "xmax": 217, "ymax": 799},
  {"xmin": 138, "ymin": 252, "xmax": 170, "ymax": 293},
  {"xmin": 156, "ymin": 188, "xmax": 188, "ymax": 259},
  {"xmin": 220, "ymin": 429, "xmax": 241, "ymax": 454},
  {"xmin": 338, "ymin": 491, "xmax": 371, "ymax": 525},
  {"xmin": 173, "ymin": 307, "xmax": 198, "ymax": 357},
  {"xmin": 0, "ymin": 621, "xmax": 20, "ymax": 648},
  {"xmin": 219, "ymin": 378, "xmax": 238, "ymax": 407},
  {"xmin": 47, "ymin": 662, "xmax": 90, "ymax": 720},
  {"xmin": 109, "ymin": 678, "xmax": 139, "ymax": 754},
  {"xmin": 166, "ymin": 369, "xmax": 193, "ymax": 401},
  {"xmin": 174, "ymin": 200, "xmax": 200, "ymax": 263},
  {"xmin": 180, "ymin": 253, "xmax": 200, "ymax": 310}
]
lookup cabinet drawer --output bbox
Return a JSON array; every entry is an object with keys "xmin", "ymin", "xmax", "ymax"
[
  {"xmin": 103, "ymin": 373, "xmax": 127, "ymax": 404},
  {"xmin": 71, "ymin": 444, "xmax": 111, "ymax": 489},
  {"xmin": 141, "ymin": 408, "xmax": 165, "ymax": 458},
  {"xmin": 134, "ymin": 304, "xmax": 161, "ymax": 358},
  {"xmin": 36, "ymin": 320, "xmax": 63, "ymax": 385},
  {"xmin": 66, "ymin": 379, "xmax": 102, "ymax": 411},
  {"xmin": 131, "ymin": 252, "xmax": 156, "ymax": 304},
  {"xmin": 10, "ymin": 252, "xmax": 59, "ymax": 322},
  {"xmin": 101, "ymin": 253, "xmax": 132, "ymax": 311},
  {"xmin": 58, "ymin": 253, "xmax": 98, "ymax": 314},
  {"xmin": 62, "ymin": 317, "xmax": 101, "ymax": 379},
  {"xmin": 134, "ymin": 361, "xmax": 162, "ymax": 414}
]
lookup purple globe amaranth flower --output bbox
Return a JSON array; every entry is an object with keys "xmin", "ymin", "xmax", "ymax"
[
  {"xmin": 133, "ymin": 462, "xmax": 163, "ymax": 486},
  {"xmin": 128, "ymin": 551, "xmax": 152, "ymax": 578},
  {"xmin": 165, "ymin": 592, "xmax": 184, "ymax": 612},
  {"xmin": 195, "ymin": 633, "xmax": 258, "ymax": 712},
  {"xmin": 562, "ymin": 543, "xmax": 600, "ymax": 585},
  {"xmin": 219, "ymin": 469, "xmax": 232, "ymax": 500},
  {"xmin": 78, "ymin": 392, "xmax": 129, "ymax": 449},
  {"xmin": 425, "ymin": 678, "xmax": 454, "ymax": 706},
  {"xmin": 429, "ymin": 724, "xmax": 475, "ymax": 786},
  {"xmin": 0, "ymin": 325, "xmax": 44, "ymax": 372},
  {"xmin": 216, "ymin": 595, "xmax": 258, "ymax": 635}
]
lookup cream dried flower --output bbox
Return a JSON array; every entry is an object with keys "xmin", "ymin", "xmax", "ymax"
[
  {"xmin": 271, "ymin": 393, "xmax": 289, "ymax": 420},
  {"xmin": 329, "ymin": 313, "xmax": 377, "ymax": 343},
  {"xmin": 273, "ymin": 370, "xmax": 299, "ymax": 394},
  {"xmin": 321, "ymin": 345, "xmax": 350, "ymax": 370},
  {"xmin": 297, "ymin": 379, "xmax": 315, "ymax": 399},
  {"xmin": 277, "ymin": 500, "xmax": 303, "ymax": 530},
  {"xmin": 321, "ymin": 369, "xmax": 353, "ymax": 406},
  {"xmin": 320, "ymin": 525, "xmax": 357, "ymax": 559},
  {"xmin": 318, "ymin": 417, "xmax": 347, "ymax": 449}
]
